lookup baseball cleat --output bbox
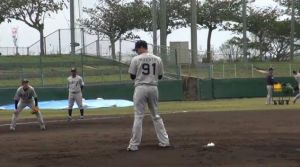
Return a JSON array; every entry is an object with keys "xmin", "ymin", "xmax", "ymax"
[
  {"xmin": 127, "ymin": 145, "xmax": 139, "ymax": 152},
  {"xmin": 40, "ymin": 125, "xmax": 46, "ymax": 131},
  {"xmin": 67, "ymin": 116, "xmax": 72, "ymax": 122},
  {"xmin": 9, "ymin": 127, "xmax": 15, "ymax": 131},
  {"xmin": 158, "ymin": 143, "xmax": 171, "ymax": 148},
  {"xmin": 79, "ymin": 116, "xmax": 84, "ymax": 120}
]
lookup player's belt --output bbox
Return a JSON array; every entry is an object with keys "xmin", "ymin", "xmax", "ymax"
[
  {"xmin": 71, "ymin": 91, "xmax": 80, "ymax": 94},
  {"xmin": 136, "ymin": 83, "xmax": 157, "ymax": 87},
  {"xmin": 20, "ymin": 99, "xmax": 33, "ymax": 103}
]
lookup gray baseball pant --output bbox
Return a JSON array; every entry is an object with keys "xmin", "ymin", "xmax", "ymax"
[
  {"xmin": 266, "ymin": 85, "xmax": 273, "ymax": 104},
  {"xmin": 129, "ymin": 85, "xmax": 170, "ymax": 147},
  {"xmin": 10, "ymin": 100, "xmax": 45, "ymax": 129},
  {"xmin": 68, "ymin": 92, "xmax": 83, "ymax": 109}
]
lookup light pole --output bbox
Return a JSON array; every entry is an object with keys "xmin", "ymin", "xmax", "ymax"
[
  {"xmin": 70, "ymin": 0, "xmax": 76, "ymax": 55},
  {"xmin": 242, "ymin": 0, "xmax": 247, "ymax": 61},
  {"xmin": 191, "ymin": 0, "xmax": 198, "ymax": 65},
  {"xmin": 290, "ymin": 0, "xmax": 295, "ymax": 61},
  {"xmin": 152, "ymin": 0, "xmax": 158, "ymax": 55},
  {"xmin": 160, "ymin": 0, "xmax": 167, "ymax": 64}
]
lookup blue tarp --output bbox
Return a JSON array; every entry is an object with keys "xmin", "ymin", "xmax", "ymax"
[{"xmin": 0, "ymin": 98, "xmax": 133, "ymax": 110}]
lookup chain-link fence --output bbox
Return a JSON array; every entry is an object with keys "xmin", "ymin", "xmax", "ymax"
[
  {"xmin": 1, "ymin": 28, "xmax": 299, "ymax": 88},
  {"xmin": 0, "ymin": 47, "xmax": 28, "ymax": 56},
  {"xmin": 0, "ymin": 54, "xmax": 132, "ymax": 88}
]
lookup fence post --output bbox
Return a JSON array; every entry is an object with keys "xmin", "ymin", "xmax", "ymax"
[
  {"xmin": 118, "ymin": 39, "xmax": 122, "ymax": 82},
  {"xmin": 175, "ymin": 49, "xmax": 181, "ymax": 79},
  {"xmin": 58, "ymin": 29, "xmax": 62, "ymax": 55},
  {"xmin": 251, "ymin": 64, "xmax": 254, "ymax": 78},
  {"xmin": 44, "ymin": 37, "xmax": 47, "ymax": 55},
  {"xmin": 96, "ymin": 34, "xmax": 100, "ymax": 57},
  {"xmin": 100, "ymin": 44, "xmax": 102, "ymax": 57},
  {"xmin": 208, "ymin": 64, "xmax": 211, "ymax": 79},
  {"xmin": 27, "ymin": 47, "xmax": 29, "ymax": 56},
  {"xmin": 222, "ymin": 63, "xmax": 225, "ymax": 78},
  {"xmin": 234, "ymin": 64, "xmax": 237, "ymax": 78},
  {"xmin": 289, "ymin": 64, "xmax": 292, "ymax": 76},
  {"xmin": 211, "ymin": 64, "xmax": 214, "ymax": 79},
  {"xmin": 81, "ymin": 28, "xmax": 86, "ymax": 55},
  {"xmin": 39, "ymin": 54, "xmax": 44, "ymax": 87},
  {"xmin": 119, "ymin": 38, "xmax": 122, "ymax": 62},
  {"xmin": 81, "ymin": 49, "xmax": 84, "ymax": 79},
  {"xmin": 16, "ymin": 47, "xmax": 19, "ymax": 56}
]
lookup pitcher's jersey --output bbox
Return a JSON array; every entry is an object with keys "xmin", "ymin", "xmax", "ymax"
[
  {"xmin": 67, "ymin": 75, "xmax": 84, "ymax": 93},
  {"xmin": 128, "ymin": 53, "xmax": 164, "ymax": 87},
  {"xmin": 14, "ymin": 86, "xmax": 37, "ymax": 101}
]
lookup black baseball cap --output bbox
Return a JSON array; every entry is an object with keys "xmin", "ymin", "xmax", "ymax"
[
  {"xmin": 71, "ymin": 67, "xmax": 77, "ymax": 72},
  {"xmin": 21, "ymin": 79, "xmax": 29, "ymax": 83},
  {"xmin": 268, "ymin": 67, "xmax": 274, "ymax": 71},
  {"xmin": 132, "ymin": 40, "xmax": 148, "ymax": 51}
]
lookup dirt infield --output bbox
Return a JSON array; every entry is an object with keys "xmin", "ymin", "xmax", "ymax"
[{"xmin": 0, "ymin": 110, "xmax": 299, "ymax": 167}]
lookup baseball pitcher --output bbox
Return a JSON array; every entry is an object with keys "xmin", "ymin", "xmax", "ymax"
[
  {"xmin": 67, "ymin": 67, "xmax": 85, "ymax": 120},
  {"xmin": 10, "ymin": 79, "xmax": 46, "ymax": 131},
  {"xmin": 127, "ymin": 40, "xmax": 170, "ymax": 152}
]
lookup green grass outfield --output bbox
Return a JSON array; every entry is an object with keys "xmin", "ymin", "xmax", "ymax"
[
  {"xmin": 0, "ymin": 55, "xmax": 130, "ymax": 88},
  {"xmin": 2, "ymin": 55, "xmax": 300, "ymax": 88},
  {"xmin": 0, "ymin": 98, "xmax": 298, "ymax": 121}
]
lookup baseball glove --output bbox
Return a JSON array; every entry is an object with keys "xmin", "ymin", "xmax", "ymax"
[{"xmin": 31, "ymin": 106, "xmax": 40, "ymax": 114}]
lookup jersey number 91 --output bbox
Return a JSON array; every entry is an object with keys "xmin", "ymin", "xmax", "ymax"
[{"xmin": 142, "ymin": 63, "xmax": 156, "ymax": 75}]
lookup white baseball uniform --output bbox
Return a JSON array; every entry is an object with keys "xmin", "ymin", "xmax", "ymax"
[
  {"xmin": 128, "ymin": 52, "xmax": 170, "ymax": 148},
  {"xmin": 10, "ymin": 86, "xmax": 45, "ymax": 130},
  {"xmin": 67, "ymin": 75, "xmax": 84, "ymax": 110}
]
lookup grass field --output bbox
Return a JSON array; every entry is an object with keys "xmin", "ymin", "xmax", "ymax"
[
  {"xmin": 0, "ymin": 55, "xmax": 130, "ymax": 88},
  {"xmin": 0, "ymin": 98, "xmax": 298, "ymax": 120},
  {"xmin": 1, "ymin": 55, "xmax": 300, "ymax": 88}
]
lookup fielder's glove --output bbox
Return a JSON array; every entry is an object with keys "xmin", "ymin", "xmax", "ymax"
[{"xmin": 31, "ymin": 106, "xmax": 40, "ymax": 114}]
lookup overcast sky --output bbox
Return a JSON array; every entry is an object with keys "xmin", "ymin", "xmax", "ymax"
[{"xmin": 0, "ymin": 0, "xmax": 278, "ymax": 51}]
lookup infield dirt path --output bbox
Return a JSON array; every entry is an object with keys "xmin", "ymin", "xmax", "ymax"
[{"xmin": 0, "ymin": 110, "xmax": 299, "ymax": 167}]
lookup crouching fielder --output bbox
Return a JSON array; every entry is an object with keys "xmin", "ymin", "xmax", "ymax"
[
  {"xmin": 10, "ymin": 79, "xmax": 46, "ymax": 131},
  {"xmin": 127, "ymin": 40, "xmax": 170, "ymax": 151}
]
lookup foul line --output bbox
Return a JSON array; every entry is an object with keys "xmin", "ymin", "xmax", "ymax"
[
  {"xmin": 0, "ymin": 111, "xmax": 190, "ymax": 127},
  {"xmin": 0, "ymin": 116, "xmax": 123, "ymax": 127}
]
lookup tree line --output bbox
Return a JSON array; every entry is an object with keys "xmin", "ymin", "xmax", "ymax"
[{"xmin": 0, "ymin": 0, "xmax": 299, "ymax": 62}]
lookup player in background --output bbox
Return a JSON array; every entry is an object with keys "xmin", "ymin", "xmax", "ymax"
[
  {"xmin": 10, "ymin": 79, "xmax": 46, "ymax": 131},
  {"xmin": 127, "ymin": 40, "xmax": 170, "ymax": 152},
  {"xmin": 265, "ymin": 68, "xmax": 275, "ymax": 105},
  {"xmin": 255, "ymin": 67, "xmax": 275, "ymax": 104},
  {"xmin": 292, "ymin": 70, "xmax": 300, "ymax": 104},
  {"xmin": 67, "ymin": 67, "xmax": 85, "ymax": 121}
]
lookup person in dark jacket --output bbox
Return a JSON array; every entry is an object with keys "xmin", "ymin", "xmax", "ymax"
[{"xmin": 265, "ymin": 68, "xmax": 275, "ymax": 104}]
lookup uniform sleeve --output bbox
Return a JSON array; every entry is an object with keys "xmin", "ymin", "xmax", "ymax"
[
  {"xmin": 14, "ymin": 89, "xmax": 20, "ymax": 101},
  {"xmin": 158, "ymin": 59, "xmax": 164, "ymax": 76},
  {"xmin": 80, "ymin": 77, "xmax": 85, "ymax": 86},
  {"xmin": 128, "ymin": 58, "xmax": 137, "ymax": 75},
  {"xmin": 32, "ymin": 88, "xmax": 38, "ymax": 98}
]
